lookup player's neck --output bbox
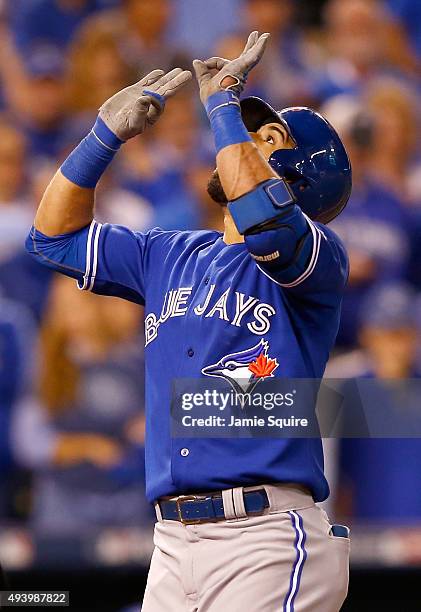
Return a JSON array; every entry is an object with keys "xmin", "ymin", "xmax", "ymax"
[{"xmin": 223, "ymin": 210, "xmax": 244, "ymax": 245}]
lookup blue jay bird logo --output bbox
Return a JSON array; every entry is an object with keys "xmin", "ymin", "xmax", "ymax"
[{"xmin": 201, "ymin": 339, "xmax": 279, "ymax": 394}]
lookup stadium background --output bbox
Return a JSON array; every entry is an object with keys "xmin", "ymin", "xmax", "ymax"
[{"xmin": 0, "ymin": 0, "xmax": 420, "ymax": 609}]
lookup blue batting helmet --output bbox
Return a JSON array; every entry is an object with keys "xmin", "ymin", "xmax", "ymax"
[{"xmin": 240, "ymin": 97, "xmax": 352, "ymax": 224}]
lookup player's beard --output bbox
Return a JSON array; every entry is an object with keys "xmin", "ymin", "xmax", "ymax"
[{"xmin": 207, "ymin": 169, "xmax": 228, "ymax": 206}]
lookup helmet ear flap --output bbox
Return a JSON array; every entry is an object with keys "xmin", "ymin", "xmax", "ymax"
[
  {"xmin": 281, "ymin": 166, "xmax": 306, "ymax": 186},
  {"xmin": 269, "ymin": 151, "xmax": 318, "ymax": 216},
  {"xmin": 278, "ymin": 167, "xmax": 311, "ymax": 197},
  {"xmin": 269, "ymin": 149, "xmax": 310, "ymax": 191}
]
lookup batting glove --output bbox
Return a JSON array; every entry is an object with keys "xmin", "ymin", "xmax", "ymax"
[
  {"xmin": 99, "ymin": 67, "xmax": 192, "ymax": 141},
  {"xmin": 193, "ymin": 31, "xmax": 270, "ymax": 105}
]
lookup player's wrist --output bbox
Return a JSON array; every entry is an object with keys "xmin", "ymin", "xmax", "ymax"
[
  {"xmin": 205, "ymin": 91, "xmax": 251, "ymax": 154},
  {"xmin": 60, "ymin": 116, "xmax": 124, "ymax": 189},
  {"xmin": 93, "ymin": 116, "xmax": 125, "ymax": 149},
  {"xmin": 205, "ymin": 90, "xmax": 240, "ymax": 116}
]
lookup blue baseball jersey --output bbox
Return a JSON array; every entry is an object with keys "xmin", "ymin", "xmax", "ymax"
[{"xmin": 26, "ymin": 215, "xmax": 348, "ymax": 503}]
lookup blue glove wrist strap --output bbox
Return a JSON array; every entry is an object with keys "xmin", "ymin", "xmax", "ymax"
[
  {"xmin": 205, "ymin": 91, "xmax": 251, "ymax": 153},
  {"xmin": 60, "ymin": 117, "xmax": 123, "ymax": 188},
  {"xmin": 228, "ymin": 178, "xmax": 296, "ymax": 235}
]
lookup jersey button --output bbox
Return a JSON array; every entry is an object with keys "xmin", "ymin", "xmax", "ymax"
[
  {"xmin": 180, "ymin": 448, "xmax": 189, "ymax": 457},
  {"xmin": 204, "ymin": 278, "xmax": 209, "ymax": 285},
  {"xmin": 187, "ymin": 348, "xmax": 194, "ymax": 357}
]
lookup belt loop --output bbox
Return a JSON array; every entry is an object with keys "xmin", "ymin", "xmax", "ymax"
[
  {"xmin": 155, "ymin": 502, "xmax": 163, "ymax": 522},
  {"xmin": 222, "ymin": 488, "xmax": 236, "ymax": 520},
  {"xmin": 232, "ymin": 487, "xmax": 247, "ymax": 519},
  {"xmin": 263, "ymin": 484, "xmax": 277, "ymax": 513}
]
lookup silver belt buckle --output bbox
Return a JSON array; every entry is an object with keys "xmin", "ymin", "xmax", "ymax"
[{"xmin": 175, "ymin": 495, "xmax": 202, "ymax": 524}]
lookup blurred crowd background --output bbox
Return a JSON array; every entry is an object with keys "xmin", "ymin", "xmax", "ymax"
[{"xmin": 0, "ymin": 0, "xmax": 421, "ymax": 602}]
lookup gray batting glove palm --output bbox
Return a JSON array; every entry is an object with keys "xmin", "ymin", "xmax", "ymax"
[
  {"xmin": 193, "ymin": 31, "xmax": 270, "ymax": 105},
  {"xmin": 99, "ymin": 67, "xmax": 192, "ymax": 141}
]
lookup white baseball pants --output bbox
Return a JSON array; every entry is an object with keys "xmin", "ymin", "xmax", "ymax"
[{"xmin": 142, "ymin": 484, "xmax": 349, "ymax": 612}]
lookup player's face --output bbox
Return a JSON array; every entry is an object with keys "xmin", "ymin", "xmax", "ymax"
[{"xmin": 207, "ymin": 122, "xmax": 292, "ymax": 205}]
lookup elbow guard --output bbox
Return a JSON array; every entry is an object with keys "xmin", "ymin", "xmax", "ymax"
[
  {"xmin": 244, "ymin": 206, "xmax": 311, "ymax": 269},
  {"xmin": 228, "ymin": 177, "xmax": 312, "ymax": 269},
  {"xmin": 228, "ymin": 178, "xmax": 295, "ymax": 235}
]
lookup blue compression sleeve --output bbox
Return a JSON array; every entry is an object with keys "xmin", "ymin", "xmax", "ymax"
[
  {"xmin": 205, "ymin": 91, "xmax": 251, "ymax": 153},
  {"xmin": 60, "ymin": 117, "xmax": 123, "ymax": 188}
]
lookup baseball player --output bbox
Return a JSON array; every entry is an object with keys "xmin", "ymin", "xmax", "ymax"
[{"xmin": 27, "ymin": 32, "xmax": 351, "ymax": 612}]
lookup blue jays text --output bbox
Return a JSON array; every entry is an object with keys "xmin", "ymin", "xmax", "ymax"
[{"xmin": 145, "ymin": 284, "xmax": 276, "ymax": 345}]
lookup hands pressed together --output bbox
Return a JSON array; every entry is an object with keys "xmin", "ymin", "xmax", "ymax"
[{"xmin": 99, "ymin": 31, "xmax": 270, "ymax": 141}]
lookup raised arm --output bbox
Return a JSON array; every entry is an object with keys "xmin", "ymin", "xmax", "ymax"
[
  {"xmin": 193, "ymin": 33, "xmax": 348, "ymax": 297},
  {"xmin": 193, "ymin": 32, "xmax": 300, "ymax": 239},
  {"xmin": 34, "ymin": 68, "xmax": 192, "ymax": 236},
  {"xmin": 193, "ymin": 32, "xmax": 274, "ymax": 203},
  {"xmin": 27, "ymin": 68, "xmax": 191, "ymax": 303}
]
